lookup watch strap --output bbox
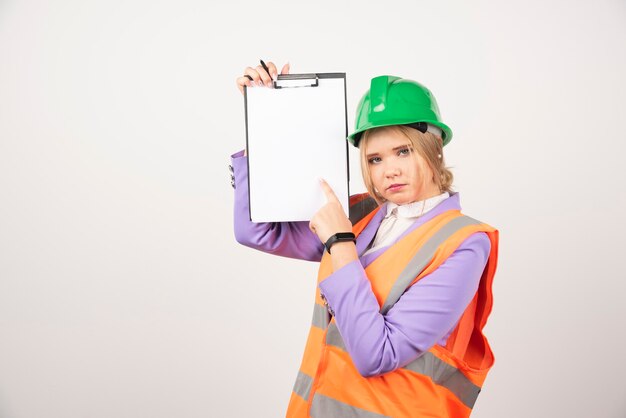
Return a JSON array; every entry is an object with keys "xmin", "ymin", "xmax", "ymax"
[{"xmin": 324, "ymin": 232, "xmax": 356, "ymax": 254}]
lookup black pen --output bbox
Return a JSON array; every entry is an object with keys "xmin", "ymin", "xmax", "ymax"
[{"xmin": 260, "ymin": 59, "xmax": 274, "ymax": 87}]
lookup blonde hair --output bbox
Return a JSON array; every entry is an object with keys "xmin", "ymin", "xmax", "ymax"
[{"xmin": 359, "ymin": 125, "xmax": 454, "ymax": 204}]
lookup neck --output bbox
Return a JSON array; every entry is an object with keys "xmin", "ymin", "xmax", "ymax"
[
  {"xmin": 396, "ymin": 187, "xmax": 444, "ymax": 206},
  {"xmin": 422, "ymin": 182, "xmax": 445, "ymax": 200}
]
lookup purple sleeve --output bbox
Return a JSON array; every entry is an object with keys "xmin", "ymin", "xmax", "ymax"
[
  {"xmin": 318, "ymin": 232, "xmax": 491, "ymax": 377},
  {"xmin": 231, "ymin": 150, "xmax": 324, "ymax": 262}
]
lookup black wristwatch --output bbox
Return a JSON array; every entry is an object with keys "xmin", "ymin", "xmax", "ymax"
[{"xmin": 324, "ymin": 232, "xmax": 356, "ymax": 254}]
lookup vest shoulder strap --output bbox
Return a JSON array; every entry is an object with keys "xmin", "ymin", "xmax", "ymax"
[{"xmin": 380, "ymin": 214, "xmax": 488, "ymax": 315}]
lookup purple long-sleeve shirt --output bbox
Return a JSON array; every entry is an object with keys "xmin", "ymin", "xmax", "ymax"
[{"xmin": 230, "ymin": 151, "xmax": 491, "ymax": 377}]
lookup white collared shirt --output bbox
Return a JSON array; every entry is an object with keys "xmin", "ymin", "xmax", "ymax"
[{"xmin": 362, "ymin": 192, "xmax": 450, "ymax": 257}]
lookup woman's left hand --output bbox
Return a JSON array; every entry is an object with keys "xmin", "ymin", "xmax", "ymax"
[{"xmin": 309, "ymin": 179, "xmax": 353, "ymax": 244}]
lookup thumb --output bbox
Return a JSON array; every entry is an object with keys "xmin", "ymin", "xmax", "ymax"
[{"xmin": 281, "ymin": 62, "xmax": 290, "ymax": 75}]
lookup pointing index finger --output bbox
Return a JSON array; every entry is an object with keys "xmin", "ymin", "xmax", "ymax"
[{"xmin": 319, "ymin": 178, "xmax": 340, "ymax": 203}]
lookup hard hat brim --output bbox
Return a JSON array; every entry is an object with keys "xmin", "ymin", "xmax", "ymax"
[{"xmin": 348, "ymin": 120, "xmax": 453, "ymax": 148}]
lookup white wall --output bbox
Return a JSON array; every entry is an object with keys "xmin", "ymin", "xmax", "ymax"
[{"xmin": 1, "ymin": 0, "xmax": 625, "ymax": 417}]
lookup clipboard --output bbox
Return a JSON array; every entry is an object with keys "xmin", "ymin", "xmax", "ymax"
[{"xmin": 244, "ymin": 73, "xmax": 349, "ymax": 222}]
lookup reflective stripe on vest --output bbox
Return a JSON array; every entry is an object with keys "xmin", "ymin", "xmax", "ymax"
[
  {"xmin": 325, "ymin": 322, "xmax": 346, "ymax": 350},
  {"xmin": 293, "ymin": 371, "xmax": 314, "ymax": 401},
  {"xmin": 403, "ymin": 352, "xmax": 481, "ymax": 409},
  {"xmin": 311, "ymin": 394, "xmax": 390, "ymax": 418},
  {"xmin": 325, "ymin": 322, "xmax": 481, "ymax": 409},
  {"xmin": 311, "ymin": 303, "xmax": 330, "ymax": 330}
]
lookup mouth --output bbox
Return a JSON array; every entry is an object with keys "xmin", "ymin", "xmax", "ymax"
[{"xmin": 386, "ymin": 184, "xmax": 406, "ymax": 192}]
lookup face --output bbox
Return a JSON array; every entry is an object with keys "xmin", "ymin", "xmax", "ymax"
[{"xmin": 364, "ymin": 128, "xmax": 440, "ymax": 205}]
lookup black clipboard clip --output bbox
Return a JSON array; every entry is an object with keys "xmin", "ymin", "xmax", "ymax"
[{"xmin": 274, "ymin": 74, "xmax": 319, "ymax": 89}]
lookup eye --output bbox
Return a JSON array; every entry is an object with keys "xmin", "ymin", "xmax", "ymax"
[
  {"xmin": 398, "ymin": 147, "xmax": 411, "ymax": 156},
  {"xmin": 368, "ymin": 156, "xmax": 382, "ymax": 164}
]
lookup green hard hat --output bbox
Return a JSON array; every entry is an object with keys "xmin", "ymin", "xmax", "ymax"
[{"xmin": 348, "ymin": 75, "xmax": 453, "ymax": 147}]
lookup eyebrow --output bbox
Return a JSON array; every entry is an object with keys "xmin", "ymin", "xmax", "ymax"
[{"xmin": 366, "ymin": 145, "xmax": 410, "ymax": 159}]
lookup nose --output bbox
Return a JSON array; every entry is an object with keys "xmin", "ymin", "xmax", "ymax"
[{"xmin": 383, "ymin": 162, "xmax": 401, "ymax": 178}]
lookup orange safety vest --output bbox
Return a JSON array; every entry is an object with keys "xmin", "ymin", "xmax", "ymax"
[{"xmin": 286, "ymin": 205, "xmax": 499, "ymax": 418}]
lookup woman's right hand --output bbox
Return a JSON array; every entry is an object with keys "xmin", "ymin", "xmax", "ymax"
[{"xmin": 236, "ymin": 61, "xmax": 291, "ymax": 95}]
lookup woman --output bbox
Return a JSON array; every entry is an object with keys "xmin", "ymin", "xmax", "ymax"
[{"xmin": 231, "ymin": 61, "xmax": 499, "ymax": 418}]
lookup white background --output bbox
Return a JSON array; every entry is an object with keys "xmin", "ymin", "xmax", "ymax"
[{"xmin": 1, "ymin": 1, "xmax": 625, "ymax": 417}]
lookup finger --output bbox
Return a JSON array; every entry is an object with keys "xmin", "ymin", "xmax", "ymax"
[
  {"xmin": 319, "ymin": 178, "xmax": 340, "ymax": 203},
  {"xmin": 281, "ymin": 62, "xmax": 290, "ymax": 75},
  {"xmin": 265, "ymin": 61, "xmax": 278, "ymax": 80},
  {"xmin": 236, "ymin": 76, "xmax": 253, "ymax": 94},
  {"xmin": 308, "ymin": 220, "xmax": 316, "ymax": 234},
  {"xmin": 244, "ymin": 67, "xmax": 262, "ymax": 87},
  {"xmin": 256, "ymin": 64, "xmax": 273, "ymax": 87}
]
